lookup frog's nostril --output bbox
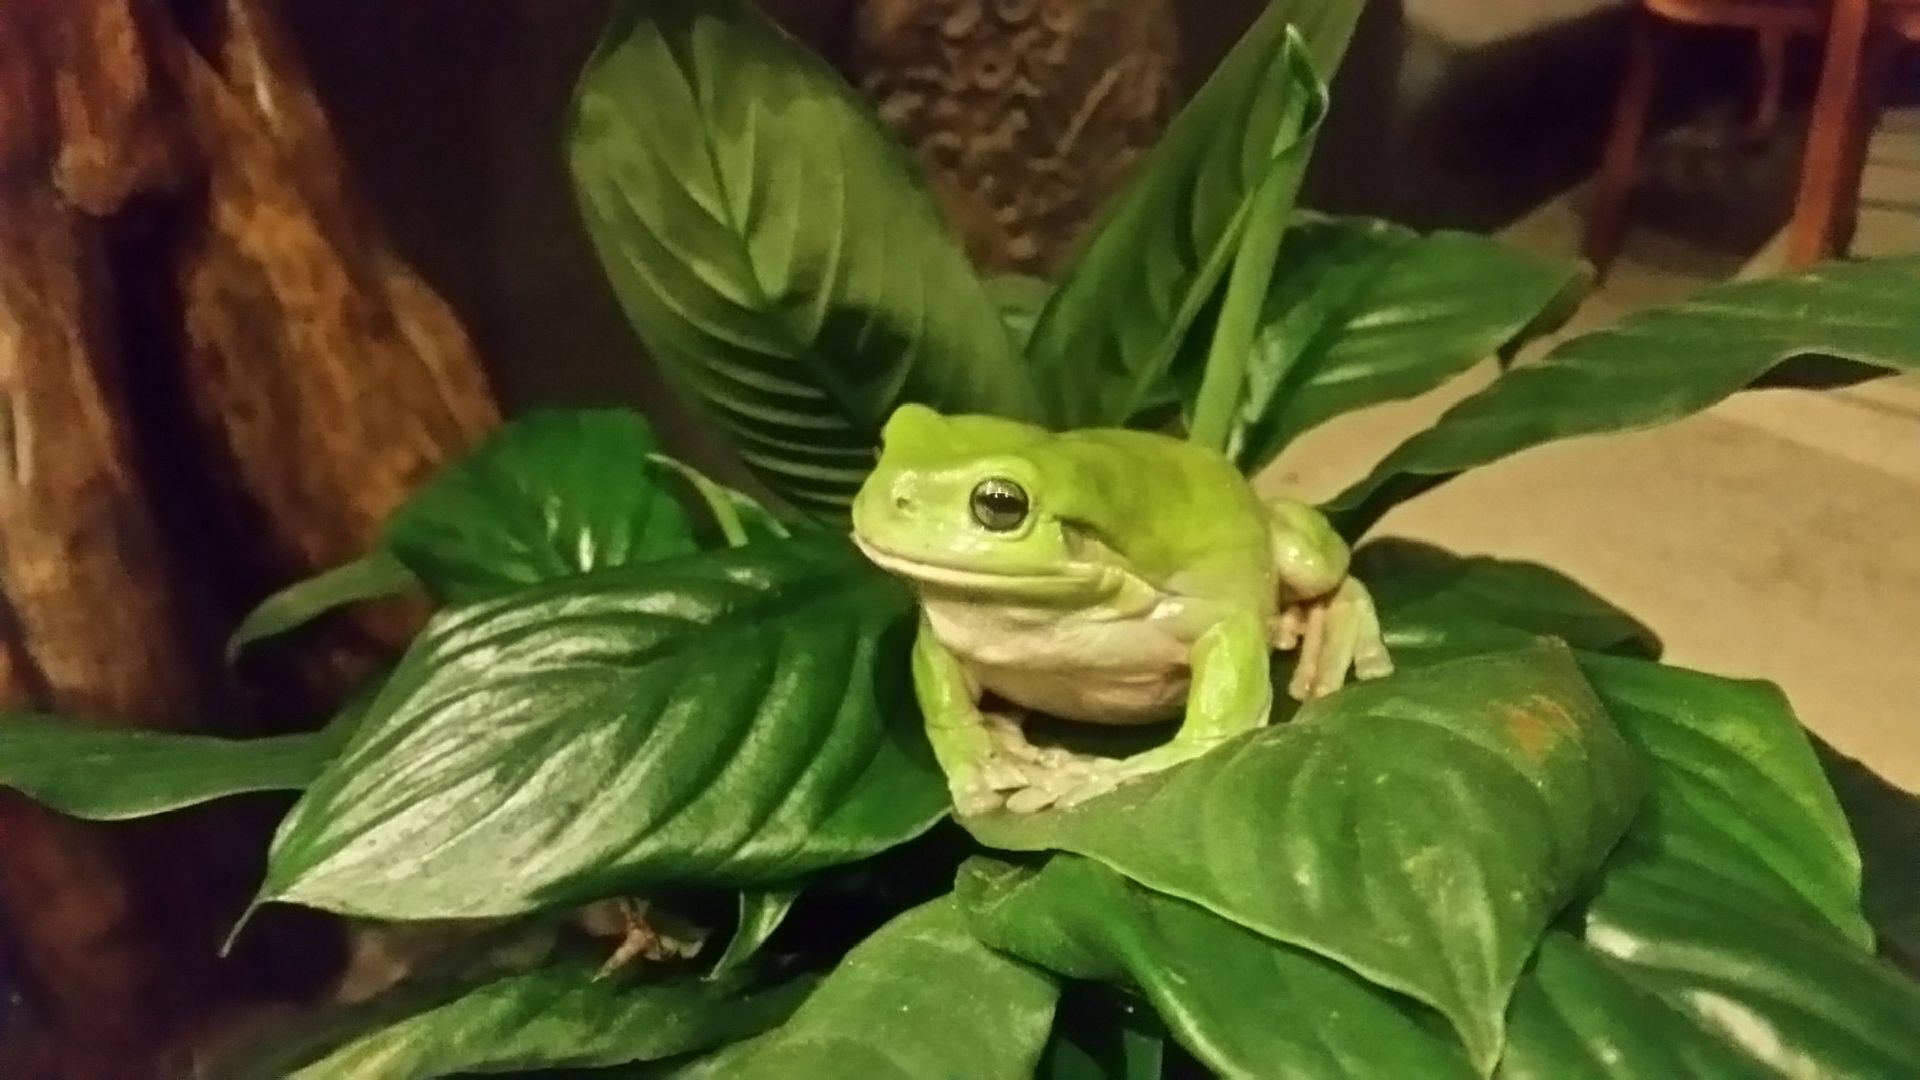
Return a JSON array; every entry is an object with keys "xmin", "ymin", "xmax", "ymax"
[{"xmin": 893, "ymin": 493, "xmax": 911, "ymax": 511}]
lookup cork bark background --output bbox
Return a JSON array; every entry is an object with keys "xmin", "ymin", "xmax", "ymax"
[{"xmin": 0, "ymin": 0, "xmax": 497, "ymax": 1073}]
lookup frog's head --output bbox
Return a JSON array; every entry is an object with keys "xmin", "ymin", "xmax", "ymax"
[{"xmin": 851, "ymin": 404, "xmax": 1122, "ymax": 604}]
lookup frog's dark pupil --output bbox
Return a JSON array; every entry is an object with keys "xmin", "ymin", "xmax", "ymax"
[{"xmin": 969, "ymin": 478, "xmax": 1029, "ymax": 532}]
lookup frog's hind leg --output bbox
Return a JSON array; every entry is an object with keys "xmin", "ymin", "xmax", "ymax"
[{"xmin": 1283, "ymin": 576, "xmax": 1393, "ymax": 700}]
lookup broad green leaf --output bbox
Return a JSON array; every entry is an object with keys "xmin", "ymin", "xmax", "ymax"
[
  {"xmin": 385, "ymin": 410, "xmax": 699, "ymax": 601},
  {"xmin": 1499, "ymin": 932, "xmax": 1783, "ymax": 1079},
  {"xmin": 1023, "ymin": 1, "xmax": 1356, "ymax": 427},
  {"xmin": 708, "ymin": 886, "xmax": 800, "ymax": 979},
  {"xmin": 967, "ymin": 643, "xmax": 1643, "ymax": 1069},
  {"xmin": 1356, "ymin": 539, "xmax": 1660, "ymax": 660},
  {"xmin": 1567, "ymin": 857, "xmax": 1920, "ymax": 1077},
  {"xmin": 1231, "ymin": 215, "xmax": 1588, "ymax": 471},
  {"xmin": 1814, "ymin": 739, "xmax": 1920, "ymax": 974},
  {"xmin": 226, "ymin": 551, "xmax": 419, "ymax": 660},
  {"xmin": 1580, "ymin": 654, "xmax": 1872, "ymax": 948},
  {"xmin": 1038, "ymin": 986, "xmax": 1166, "ymax": 1080},
  {"xmin": 253, "ymin": 952, "xmax": 810, "ymax": 1079},
  {"xmin": 0, "ymin": 714, "xmax": 338, "ymax": 821},
  {"xmin": 962, "ymin": 857, "xmax": 1474, "ymax": 1079},
  {"xmin": 1328, "ymin": 255, "xmax": 1920, "ymax": 535},
  {"xmin": 664, "ymin": 898, "xmax": 1057, "ymax": 1078},
  {"xmin": 568, "ymin": 0, "xmax": 1037, "ymax": 515},
  {"xmin": 254, "ymin": 537, "xmax": 946, "ymax": 921}
]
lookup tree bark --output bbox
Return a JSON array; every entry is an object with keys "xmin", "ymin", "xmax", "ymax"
[{"xmin": 0, "ymin": 0, "xmax": 500, "ymax": 1073}]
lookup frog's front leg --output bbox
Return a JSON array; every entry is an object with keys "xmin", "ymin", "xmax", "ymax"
[
  {"xmin": 1041, "ymin": 610, "xmax": 1272, "ymax": 810},
  {"xmin": 1265, "ymin": 497, "xmax": 1393, "ymax": 700},
  {"xmin": 1286, "ymin": 576, "xmax": 1393, "ymax": 700},
  {"xmin": 912, "ymin": 615, "xmax": 1086, "ymax": 814}
]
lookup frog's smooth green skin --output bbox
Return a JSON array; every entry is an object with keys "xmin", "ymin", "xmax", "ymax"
[{"xmin": 851, "ymin": 404, "xmax": 1392, "ymax": 813}]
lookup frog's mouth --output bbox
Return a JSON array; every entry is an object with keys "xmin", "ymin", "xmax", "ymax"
[{"xmin": 850, "ymin": 535, "xmax": 1107, "ymax": 598}]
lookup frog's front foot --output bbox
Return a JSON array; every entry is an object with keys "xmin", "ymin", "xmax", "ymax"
[{"xmin": 1281, "ymin": 577, "xmax": 1393, "ymax": 701}]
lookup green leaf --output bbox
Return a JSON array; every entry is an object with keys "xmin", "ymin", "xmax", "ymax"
[
  {"xmin": 966, "ymin": 643, "xmax": 1643, "ymax": 1070},
  {"xmin": 1023, "ymin": 1, "xmax": 1355, "ymax": 428},
  {"xmin": 1814, "ymin": 739, "xmax": 1920, "ymax": 974},
  {"xmin": 962, "ymin": 857, "xmax": 1475, "ymax": 1079},
  {"xmin": 1038, "ymin": 986, "xmax": 1166, "ymax": 1080},
  {"xmin": 665, "ymin": 898, "xmax": 1057, "ymax": 1078},
  {"xmin": 1498, "ymin": 659, "xmax": 1919, "ymax": 1076},
  {"xmin": 254, "ymin": 536, "xmax": 946, "ymax": 921},
  {"xmin": 226, "ymin": 551, "xmax": 419, "ymax": 661},
  {"xmin": 708, "ymin": 886, "xmax": 800, "ymax": 979},
  {"xmin": 385, "ymin": 410, "xmax": 699, "ymax": 601},
  {"xmin": 984, "ymin": 273, "xmax": 1053, "ymax": 355},
  {"xmin": 255, "ymin": 952, "xmax": 811, "ymax": 1079},
  {"xmin": 1567, "ymin": 857, "xmax": 1920, "ymax": 1077},
  {"xmin": 0, "ymin": 714, "xmax": 339, "ymax": 821},
  {"xmin": 645, "ymin": 453, "xmax": 793, "ymax": 548},
  {"xmin": 1328, "ymin": 254, "xmax": 1920, "ymax": 535},
  {"xmin": 1230, "ymin": 215, "xmax": 1589, "ymax": 471},
  {"xmin": 1356, "ymin": 539, "xmax": 1660, "ymax": 660},
  {"xmin": 1499, "ymin": 931, "xmax": 1786, "ymax": 1078},
  {"xmin": 568, "ymin": 0, "xmax": 1037, "ymax": 516},
  {"xmin": 1580, "ymin": 654, "xmax": 1872, "ymax": 948}
]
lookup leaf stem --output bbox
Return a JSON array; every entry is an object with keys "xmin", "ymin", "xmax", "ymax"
[{"xmin": 1188, "ymin": 168, "xmax": 1296, "ymax": 453}]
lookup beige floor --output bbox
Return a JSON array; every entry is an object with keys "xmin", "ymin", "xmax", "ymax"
[{"xmin": 1261, "ymin": 110, "xmax": 1920, "ymax": 792}]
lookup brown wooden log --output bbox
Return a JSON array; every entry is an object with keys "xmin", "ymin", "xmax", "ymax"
[{"xmin": 0, "ymin": 0, "xmax": 502, "ymax": 1073}]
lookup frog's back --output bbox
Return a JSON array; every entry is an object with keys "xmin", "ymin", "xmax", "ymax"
[{"xmin": 1034, "ymin": 427, "xmax": 1273, "ymax": 596}]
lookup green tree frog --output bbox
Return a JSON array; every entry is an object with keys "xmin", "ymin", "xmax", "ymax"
[{"xmin": 851, "ymin": 404, "xmax": 1393, "ymax": 814}]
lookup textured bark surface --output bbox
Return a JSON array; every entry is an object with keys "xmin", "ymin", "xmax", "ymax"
[
  {"xmin": 0, "ymin": 0, "xmax": 499, "ymax": 1074},
  {"xmin": 852, "ymin": 0, "xmax": 1180, "ymax": 275}
]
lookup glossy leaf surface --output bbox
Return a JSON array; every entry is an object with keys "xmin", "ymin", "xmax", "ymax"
[
  {"xmin": 385, "ymin": 410, "xmax": 698, "ymax": 601},
  {"xmin": 1231, "ymin": 215, "xmax": 1587, "ymax": 471},
  {"xmin": 968, "ymin": 643, "xmax": 1642, "ymax": 1068},
  {"xmin": 1329, "ymin": 255, "xmax": 1920, "ymax": 533},
  {"xmin": 962, "ymin": 857, "xmax": 1474, "ymax": 1079},
  {"xmin": 257, "ymin": 955, "xmax": 809, "ymax": 1079},
  {"xmin": 256, "ymin": 537, "xmax": 945, "ymax": 920},
  {"xmin": 666, "ymin": 898, "xmax": 1057, "ymax": 1078},
  {"xmin": 569, "ymin": 0, "xmax": 1036, "ymax": 514}
]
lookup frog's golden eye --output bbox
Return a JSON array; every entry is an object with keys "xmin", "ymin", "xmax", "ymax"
[{"xmin": 969, "ymin": 477, "xmax": 1029, "ymax": 532}]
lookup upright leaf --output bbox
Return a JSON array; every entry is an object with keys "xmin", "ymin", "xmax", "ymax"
[
  {"xmin": 254, "ymin": 537, "xmax": 946, "ymax": 922},
  {"xmin": 967, "ymin": 643, "xmax": 1643, "ymax": 1069},
  {"xmin": 1229, "ymin": 216, "xmax": 1588, "ymax": 471},
  {"xmin": 665, "ymin": 898, "xmax": 1057, "ymax": 1079},
  {"xmin": 569, "ymin": 0, "xmax": 1037, "ymax": 514},
  {"xmin": 961, "ymin": 857, "xmax": 1474, "ymax": 1079},
  {"xmin": 0, "ymin": 715, "xmax": 338, "ymax": 821},
  {"xmin": 1023, "ymin": 1, "xmax": 1357, "ymax": 427},
  {"xmin": 1328, "ymin": 255, "xmax": 1920, "ymax": 534}
]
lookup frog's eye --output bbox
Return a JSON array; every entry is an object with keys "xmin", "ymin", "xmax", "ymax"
[{"xmin": 969, "ymin": 477, "xmax": 1029, "ymax": 532}]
